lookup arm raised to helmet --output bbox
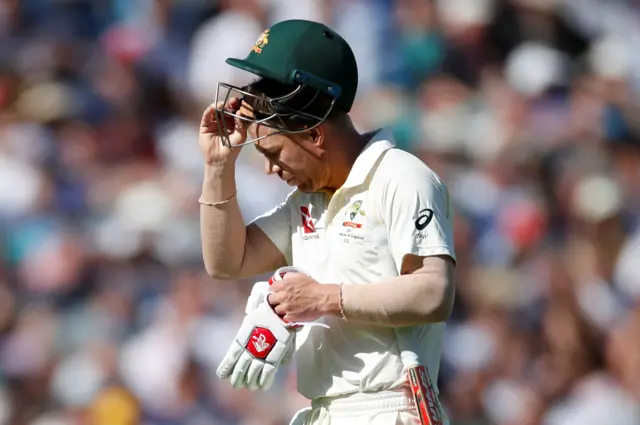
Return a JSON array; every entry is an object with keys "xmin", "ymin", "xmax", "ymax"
[{"xmin": 199, "ymin": 98, "xmax": 287, "ymax": 280}]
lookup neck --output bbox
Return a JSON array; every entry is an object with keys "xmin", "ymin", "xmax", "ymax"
[{"xmin": 323, "ymin": 130, "xmax": 370, "ymax": 192}]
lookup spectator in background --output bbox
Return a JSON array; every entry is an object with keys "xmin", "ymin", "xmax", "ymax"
[{"xmin": 0, "ymin": 1, "xmax": 639, "ymax": 424}]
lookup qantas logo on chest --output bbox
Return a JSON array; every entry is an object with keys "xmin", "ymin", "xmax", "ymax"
[
  {"xmin": 300, "ymin": 206, "xmax": 315, "ymax": 233},
  {"xmin": 300, "ymin": 206, "xmax": 320, "ymax": 240}
]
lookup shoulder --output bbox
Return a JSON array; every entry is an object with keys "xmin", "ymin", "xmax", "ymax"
[
  {"xmin": 372, "ymin": 148, "xmax": 446, "ymax": 197},
  {"xmin": 377, "ymin": 148, "xmax": 443, "ymax": 183}
]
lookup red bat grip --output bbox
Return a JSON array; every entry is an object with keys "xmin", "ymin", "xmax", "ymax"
[{"xmin": 408, "ymin": 365, "xmax": 443, "ymax": 425}]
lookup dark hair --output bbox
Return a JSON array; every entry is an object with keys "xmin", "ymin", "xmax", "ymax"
[{"xmin": 244, "ymin": 78, "xmax": 345, "ymax": 131}]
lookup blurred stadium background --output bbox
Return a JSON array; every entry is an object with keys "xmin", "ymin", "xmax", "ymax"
[{"xmin": 1, "ymin": 0, "xmax": 640, "ymax": 424}]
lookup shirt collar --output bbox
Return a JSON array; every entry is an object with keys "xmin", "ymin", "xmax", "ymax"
[{"xmin": 341, "ymin": 127, "xmax": 395, "ymax": 189}]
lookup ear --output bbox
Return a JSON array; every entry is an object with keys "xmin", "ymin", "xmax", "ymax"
[{"xmin": 307, "ymin": 125, "xmax": 324, "ymax": 148}]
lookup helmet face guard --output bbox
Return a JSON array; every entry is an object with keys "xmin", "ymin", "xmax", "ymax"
[{"xmin": 213, "ymin": 70, "xmax": 341, "ymax": 148}]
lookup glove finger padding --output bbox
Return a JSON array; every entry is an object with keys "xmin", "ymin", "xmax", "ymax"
[
  {"xmin": 259, "ymin": 362, "xmax": 278, "ymax": 390},
  {"xmin": 245, "ymin": 356, "xmax": 264, "ymax": 391},
  {"xmin": 230, "ymin": 349, "xmax": 254, "ymax": 389},
  {"xmin": 216, "ymin": 340, "xmax": 244, "ymax": 380}
]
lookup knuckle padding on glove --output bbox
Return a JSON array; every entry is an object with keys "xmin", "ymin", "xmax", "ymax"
[{"xmin": 236, "ymin": 302, "xmax": 291, "ymax": 363}]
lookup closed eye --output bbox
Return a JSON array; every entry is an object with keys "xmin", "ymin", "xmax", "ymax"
[{"xmin": 255, "ymin": 144, "xmax": 278, "ymax": 158}]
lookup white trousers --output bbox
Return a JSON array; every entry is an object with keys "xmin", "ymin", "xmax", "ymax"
[{"xmin": 288, "ymin": 389, "xmax": 423, "ymax": 425}]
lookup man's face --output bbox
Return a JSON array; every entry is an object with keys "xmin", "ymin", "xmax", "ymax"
[{"xmin": 238, "ymin": 100, "xmax": 326, "ymax": 192}]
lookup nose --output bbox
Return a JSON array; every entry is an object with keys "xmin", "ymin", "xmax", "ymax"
[
  {"xmin": 247, "ymin": 122, "xmax": 258, "ymax": 139},
  {"xmin": 265, "ymin": 157, "xmax": 281, "ymax": 175}
]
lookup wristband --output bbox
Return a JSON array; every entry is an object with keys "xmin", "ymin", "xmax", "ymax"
[{"xmin": 199, "ymin": 192, "xmax": 237, "ymax": 206}]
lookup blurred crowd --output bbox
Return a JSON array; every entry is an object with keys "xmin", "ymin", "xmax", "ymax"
[{"xmin": 1, "ymin": 0, "xmax": 640, "ymax": 424}]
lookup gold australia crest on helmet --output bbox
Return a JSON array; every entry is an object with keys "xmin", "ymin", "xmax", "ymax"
[{"xmin": 252, "ymin": 29, "xmax": 270, "ymax": 54}]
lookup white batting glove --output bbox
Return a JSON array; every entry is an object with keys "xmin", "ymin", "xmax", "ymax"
[
  {"xmin": 216, "ymin": 267, "xmax": 327, "ymax": 391},
  {"xmin": 215, "ymin": 286, "xmax": 294, "ymax": 391}
]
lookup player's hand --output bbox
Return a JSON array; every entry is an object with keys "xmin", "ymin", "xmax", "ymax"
[
  {"xmin": 268, "ymin": 273, "xmax": 341, "ymax": 323},
  {"xmin": 199, "ymin": 97, "xmax": 246, "ymax": 164},
  {"xmin": 216, "ymin": 279, "xmax": 295, "ymax": 391},
  {"xmin": 215, "ymin": 268, "xmax": 327, "ymax": 392}
]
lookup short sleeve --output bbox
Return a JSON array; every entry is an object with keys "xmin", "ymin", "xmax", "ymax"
[
  {"xmin": 249, "ymin": 190, "xmax": 296, "ymax": 263},
  {"xmin": 379, "ymin": 163, "xmax": 456, "ymax": 273}
]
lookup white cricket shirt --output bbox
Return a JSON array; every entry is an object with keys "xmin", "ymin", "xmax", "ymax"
[{"xmin": 251, "ymin": 128, "xmax": 456, "ymax": 400}]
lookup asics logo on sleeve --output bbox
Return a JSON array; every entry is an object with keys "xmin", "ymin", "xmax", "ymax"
[{"xmin": 415, "ymin": 208, "xmax": 434, "ymax": 231}]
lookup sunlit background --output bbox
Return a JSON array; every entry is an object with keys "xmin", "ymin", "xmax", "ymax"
[{"xmin": 1, "ymin": 0, "xmax": 640, "ymax": 424}]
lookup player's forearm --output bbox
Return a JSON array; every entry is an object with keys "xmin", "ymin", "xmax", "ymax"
[
  {"xmin": 201, "ymin": 161, "xmax": 238, "ymax": 202},
  {"xmin": 334, "ymin": 270, "xmax": 455, "ymax": 327},
  {"xmin": 200, "ymin": 164, "xmax": 247, "ymax": 279}
]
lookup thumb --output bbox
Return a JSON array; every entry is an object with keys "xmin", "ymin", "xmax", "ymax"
[{"xmin": 266, "ymin": 292, "xmax": 282, "ymax": 307}]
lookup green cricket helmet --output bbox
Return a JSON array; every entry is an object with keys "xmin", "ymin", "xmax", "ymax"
[{"xmin": 215, "ymin": 19, "xmax": 359, "ymax": 147}]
